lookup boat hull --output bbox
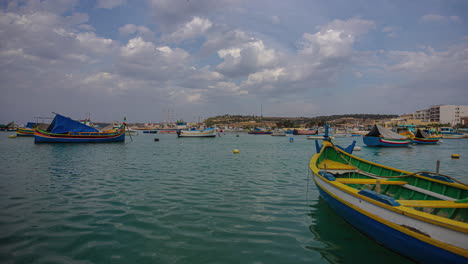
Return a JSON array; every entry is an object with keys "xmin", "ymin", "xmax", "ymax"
[
  {"xmin": 16, "ymin": 127, "xmax": 34, "ymax": 137},
  {"xmin": 314, "ymin": 177, "xmax": 466, "ymax": 264},
  {"xmin": 34, "ymin": 128, "xmax": 125, "ymax": 143},
  {"xmin": 412, "ymin": 137, "xmax": 440, "ymax": 144},
  {"xmin": 248, "ymin": 131, "xmax": 272, "ymax": 135},
  {"xmin": 441, "ymin": 133, "xmax": 464, "ymax": 139},
  {"xmin": 177, "ymin": 128, "xmax": 217, "ymax": 137},
  {"xmin": 363, "ymin": 136, "xmax": 411, "ymax": 147}
]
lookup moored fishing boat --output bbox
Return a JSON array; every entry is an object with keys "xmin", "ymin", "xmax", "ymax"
[
  {"xmin": 16, "ymin": 122, "xmax": 36, "ymax": 136},
  {"xmin": 271, "ymin": 130, "xmax": 286, "ymax": 136},
  {"xmin": 0, "ymin": 121, "xmax": 15, "ymax": 131},
  {"xmin": 412, "ymin": 129, "xmax": 441, "ymax": 144},
  {"xmin": 248, "ymin": 128, "xmax": 272, "ymax": 135},
  {"xmin": 310, "ymin": 135, "xmax": 468, "ymax": 263},
  {"xmin": 34, "ymin": 114, "xmax": 125, "ymax": 143},
  {"xmin": 363, "ymin": 125, "xmax": 411, "ymax": 147},
  {"xmin": 440, "ymin": 127, "xmax": 464, "ymax": 139},
  {"xmin": 176, "ymin": 127, "xmax": 217, "ymax": 137}
]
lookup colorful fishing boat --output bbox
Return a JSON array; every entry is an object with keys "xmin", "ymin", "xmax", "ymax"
[
  {"xmin": 248, "ymin": 128, "xmax": 272, "ymax": 135},
  {"xmin": 412, "ymin": 129, "xmax": 441, "ymax": 145},
  {"xmin": 34, "ymin": 114, "xmax": 125, "ymax": 143},
  {"xmin": 16, "ymin": 122, "xmax": 36, "ymax": 136},
  {"xmin": 310, "ymin": 137, "xmax": 468, "ymax": 263},
  {"xmin": 440, "ymin": 127, "xmax": 464, "ymax": 139},
  {"xmin": 176, "ymin": 127, "xmax": 217, "ymax": 137},
  {"xmin": 0, "ymin": 121, "xmax": 15, "ymax": 131},
  {"xmin": 363, "ymin": 125, "xmax": 411, "ymax": 147}
]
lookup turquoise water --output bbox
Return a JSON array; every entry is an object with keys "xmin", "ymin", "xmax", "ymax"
[{"xmin": 0, "ymin": 132, "xmax": 467, "ymax": 264}]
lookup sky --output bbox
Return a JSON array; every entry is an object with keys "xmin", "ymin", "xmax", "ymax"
[{"xmin": 1, "ymin": 0, "xmax": 468, "ymax": 124}]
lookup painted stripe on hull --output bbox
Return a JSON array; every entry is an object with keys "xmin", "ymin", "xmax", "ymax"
[
  {"xmin": 413, "ymin": 138, "xmax": 439, "ymax": 144},
  {"xmin": 314, "ymin": 177, "xmax": 467, "ymax": 263},
  {"xmin": 363, "ymin": 136, "xmax": 411, "ymax": 147},
  {"xmin": 35, "ymin": 133, "xmax": 125, "ymax": 143}
]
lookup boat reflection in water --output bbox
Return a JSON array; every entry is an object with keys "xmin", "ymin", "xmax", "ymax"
[{"xmin": 307, "ymin": 198, "xmax": 413, "ymax": 264}]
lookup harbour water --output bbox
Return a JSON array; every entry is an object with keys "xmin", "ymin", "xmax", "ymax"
[{"xmin": 0, "ymin": 133, "xmax": 467, "ymax": 263}]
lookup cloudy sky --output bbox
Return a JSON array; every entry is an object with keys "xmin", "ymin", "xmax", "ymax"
[{"xmin": 1, "ymin": 0, "xmax": 467, "ymax": 123}]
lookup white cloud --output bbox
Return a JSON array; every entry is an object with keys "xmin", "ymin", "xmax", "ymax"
[
  {"xmin": 299, "ymin": 18, "xmax": 375, "ymax": 59},
  {"xmin": 167, "ymin": 17, "xmax": 213, "ymax": 42},
  {"xmin": 147, "ymin": 0, "xmax": 237, "ymax": 32},
  {"xmin": 118, "ymin": 37, "xmax": 190, "ymax": 80},
  {"xmin": 244, "ymin": 68, "xmax": 286, "ymax": 86},
  {"xmin": 119, "ymin": 24, "xmax": 154, "ymax": 41},
  {"xmin": 76, "ymin": 32, "xmax": 115, "ymax": 54},
  {"xmin": 96, "ymin": 0, "xmax": 126, "ymax": 9},
  {"xmin": 216, "ymin": 40, "xmax": 278, "ymax": 77},
  {"xmin": 208, "ymin": 81, "xmax": 248, "ymax": 95}
]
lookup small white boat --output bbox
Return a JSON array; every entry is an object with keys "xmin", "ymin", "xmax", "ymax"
[
  {"xmin": 177, "ymin": 127, "xmax": 217, "ymax": 137},
  {"xmin": 440, "ymin": 127, "xmax": 464, "ymax": 139},
  {"xmin": 271, "ymin": 130, "xmax": 286, "ymax": 136}
]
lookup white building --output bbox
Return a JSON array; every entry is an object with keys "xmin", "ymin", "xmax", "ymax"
[{"xmin": 413, "ymin": 105, "xmax": 468, "ymax": 126}]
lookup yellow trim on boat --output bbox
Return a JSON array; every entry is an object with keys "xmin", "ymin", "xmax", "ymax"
[
  {"xmin": 310, "ymin": 145, "xmax": 468, "ymax": 233},
  {"xmin": 314, "ymin": 171, "xmax": 468, "ymax": 233},
  {"xmin": 335, "ymin": 178, "xmax": 408, "ymax": 185},
  {"xmin": 398, "ymin": 200, "xmax": 468, "ymax": 208},
  {"xmin": 318, "ymin": 159, "xmax": 356, "ymax": 170},
  {"xmin": 314, "ymin": 179, "xmax": 468, "ymax": 258}
]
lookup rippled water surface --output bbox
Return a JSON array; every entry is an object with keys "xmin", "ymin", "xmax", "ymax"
[{"xmin": 1, "ymin": 132, "xmax": 467, "ymax": 263}]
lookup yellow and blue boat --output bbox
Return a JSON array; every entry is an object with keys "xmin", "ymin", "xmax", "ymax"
[
  {"xmin": 310, "ymin": 132, "xmax": 467, "ymax": 263},
  {"xmin": 16, "ymin": 122, "xmax": 36, "ymax": 137}
]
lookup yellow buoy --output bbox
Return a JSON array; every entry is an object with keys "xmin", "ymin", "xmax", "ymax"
[
  {"xmin": 233, "ymin": 149, "xmax": 239, "ymax": 154},
  {"xmin": 8, "ymin": 134, "xmax": 16, "ymax": 138},
  {"xmin": 451, "ymin": 154, "xmax": 460, "ymax": 159}
]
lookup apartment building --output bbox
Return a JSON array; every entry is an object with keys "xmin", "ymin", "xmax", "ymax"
[{"xmin": 412, "ymin": 105, "xmax": 468, "ymax": 125}]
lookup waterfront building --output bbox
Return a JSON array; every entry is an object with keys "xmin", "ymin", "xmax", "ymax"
[{"xmin": 412, "ymin": 105, "xmax": 468, "ymax": 126}]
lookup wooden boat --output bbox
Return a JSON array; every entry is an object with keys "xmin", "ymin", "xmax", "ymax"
[
  {"xmin": 248, "ymin": 128, "xmax": 272, "ymax": 135},
  {"xmin": 271, "ymin": 130, "xmax": 286, "ymax": 136},
  {"xmin": 16, "ymin": 122, "xmax": 36, "ymax": 136},
  {"xmin": 0, "ymin": 121, "xmax": 15, "ymax": 131},
  {"xmin": 176, "ymin": 127, "xmax": 217, "ymax": 137},
  {"xmin": 34, "ymin": 114, "xmax": 125, "ymax": 143},
  {"xmin": 440, "ymin": 127, "xmax": 464, "ymax": 139},
  {"xmin": 310, "ymin": 139, "xmax": 467, "ymax": 263},
  {"xmin": 412, "ymin": 129, "xmax": 441, "ymax": 144},
  {"xmin": 363, "ymin": 125, "xmax": 411, "ymax": 147}
]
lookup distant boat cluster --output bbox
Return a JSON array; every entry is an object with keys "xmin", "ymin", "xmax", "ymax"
[{"xmin": 2, "ymin": 114, "xmax": 468, "ymax": 143}]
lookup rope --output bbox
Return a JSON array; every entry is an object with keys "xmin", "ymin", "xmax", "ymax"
[{"xmin": 326, "ymin": 140, "xmax": 467, "ymax": 187}]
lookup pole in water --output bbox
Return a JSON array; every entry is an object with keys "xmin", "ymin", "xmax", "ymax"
[{"xmin": 436, "ymin": 160, "xmax": 440, "ymax": 175}]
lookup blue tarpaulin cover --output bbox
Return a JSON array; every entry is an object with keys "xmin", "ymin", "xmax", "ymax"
[
  {"xmin": 47, "ymin": 114, "xmax": 98, "ymax": 134},
  {"xmin": 25, "ymin": 122, "xmax": 36, "ymax": 128}
]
